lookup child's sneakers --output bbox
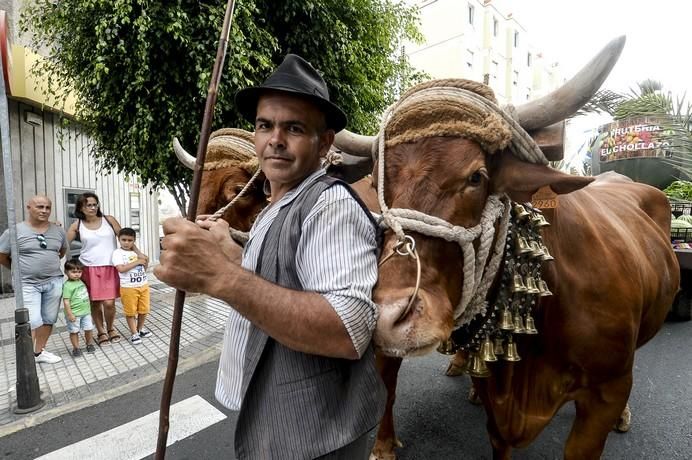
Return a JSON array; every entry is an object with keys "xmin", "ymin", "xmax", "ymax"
[
  {"xmin": 138, "ymin": 328, "xmax": 152, "ymax": 338},
  {"xmin": 72, "ymin": 348, "xmax": 82, "ymax": 357},
  {"xmin": 86, "ymin": 344, "xmax": 96, "ymax": 353},
  {"xmin": 130, "ymin": 333, "xmax": 142, "ymax": 345}
]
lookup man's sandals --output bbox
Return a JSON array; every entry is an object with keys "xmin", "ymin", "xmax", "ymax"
[{"xmin": 108, "ymin": 329, "xmax": 121, "ymax": 343}]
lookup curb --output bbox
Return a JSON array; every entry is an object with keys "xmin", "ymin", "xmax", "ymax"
[{"xmin": 0, "ymin": 344, "xmax": 221, "ymax": 438}]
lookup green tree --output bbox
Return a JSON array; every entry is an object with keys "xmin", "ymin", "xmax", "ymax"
[{"xmin": 20, "ymin": 0, "xmax": 423, "ymax": 213}]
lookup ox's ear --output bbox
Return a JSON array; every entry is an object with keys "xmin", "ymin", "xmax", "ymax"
[{"xmin": 489, "ymin": 151, "xmax": 594, "ymax": 203}]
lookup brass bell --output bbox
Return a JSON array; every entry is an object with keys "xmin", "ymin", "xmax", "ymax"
[
  {"xmin": 503, "ymin": 338, "xmax": 521, "ymax": 362},
  {"xmin": 513, "ymin": 203, "xmax": 530, "ymax": 220},
  {"xmin": 531, "ymin": 213, "xmax": 550, "ymax": 227},
  {"xmin": 437, "ymin": 338, "xmax": 457, "ymax": 355},
  {"xmin": 499, "ymin": 308, "xmax": 515, "ymax": 330},
  {"xmin": 524, "ymin": 314, "xmax": 538, "ymax": 334},
  {"xmin": 513, "ymin": 313, "xmax": 526, "ymax": 334},
  {"xmin": 479, "ymin": 335, "xmax": 497, "ymax": 362},
  {"xmin": 515, "ymin": 236, "xmax": 533, "ymax": 256},
  {"xmin": 468, "ymin": 352, "xmax": 492, "ymax": 378},
  {"xmin": 511, "ymin": 274, "xmax": 527, "ymax": 293},
  {"xmin": 493, "ymin": 336, "xmax": 505, "ymax": 355},
  {"xmin": 537, "ymin": 279, "xmax": 553, "ymax": 296},
  {"xmin": 524, "ymin": 276, "xmax": 540, "ymax": 294},
  {"xmin": 540, "ymin": 243, "xmax": 555, "ymax": 262},
  {"xmin": 529, "ymin": 240, "xmax": 545, "ymax": 258}
]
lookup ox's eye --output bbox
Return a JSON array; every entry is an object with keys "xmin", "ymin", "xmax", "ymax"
[
  {"xmin": 234, "ymin": 185, "xmax": 244, "ymax": 195},
  {"xmin": 468, "ymin": 171, "xmax": 484, "ymax": 186}
]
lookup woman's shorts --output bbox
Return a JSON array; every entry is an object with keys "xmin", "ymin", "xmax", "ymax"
[{"xmin": 81, "ymin": 266, "xmax": 120, "ymax": 301}]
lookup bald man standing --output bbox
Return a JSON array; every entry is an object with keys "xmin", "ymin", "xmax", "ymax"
[{"xmin": 0, "ymin": 195, "xmax": 68, "ymax": 363}]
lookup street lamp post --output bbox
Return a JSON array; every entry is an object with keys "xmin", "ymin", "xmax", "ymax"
[{"xmin": 0, "ymin": 37, "xmax": 44, "ymax": 414}]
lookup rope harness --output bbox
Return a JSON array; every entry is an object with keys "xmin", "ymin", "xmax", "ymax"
[{"xmin": 374, "ymin": 80, "xmax": 547, "ymax": 327}]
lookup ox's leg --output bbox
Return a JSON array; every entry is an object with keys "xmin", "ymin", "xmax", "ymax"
[
  {"xmin": 564, "ymin": 374, "xmax": 633, "ymax": 460},
  {"xmin": 371, "ymin": 355, "xmax": 404, "ymax": 460},
  {"xmin": 445, "ymin": 350, "xmax": 469, "ymax": 376}
]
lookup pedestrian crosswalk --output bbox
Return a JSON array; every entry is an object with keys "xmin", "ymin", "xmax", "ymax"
[{"xmin": 35, "ymin": 395, "xmax": 227, "ymax": 460}]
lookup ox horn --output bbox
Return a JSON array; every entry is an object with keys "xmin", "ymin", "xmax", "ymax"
[
  {"xmin": 334, "ymin": 129, "xmax": 375, "ymax": 158},
  {"xmin": 513, "ymin": 35, "xmax": 626, "ymax": 131},
  {"xmin": 172, "ymin": 137, "xmax": 197, "ymax": 170}
]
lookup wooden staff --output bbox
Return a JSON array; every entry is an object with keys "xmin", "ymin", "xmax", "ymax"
[{"xmin": 155, "ymin": 1, "xmax": 237, "ymax": 457}]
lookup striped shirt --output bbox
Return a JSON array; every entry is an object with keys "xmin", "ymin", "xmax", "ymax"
[{"xmin": 215, "ymin": 169, "xmax": 379, "ymax": 410}]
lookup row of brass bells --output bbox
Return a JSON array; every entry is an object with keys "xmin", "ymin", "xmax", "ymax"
[
  {"xmin": 437, "ymin": 338, "xmax": 457, "ymax": 355},
  {"xmin": 537, "ymin": 279, "xmax": 553, "ymax": 296},
  {"xmin": 513, "ymin": 203, "xmax": 530, "ymax": 220},
  {"xmin": 504, "ymin": 337, "xmax": 521, "ymax": 361},
  {"xmin": 468, "ymin": 352, "xmax": 491, "ymax": 377}
]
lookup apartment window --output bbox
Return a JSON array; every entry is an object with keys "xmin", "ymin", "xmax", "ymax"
[
  {"xmin": 527, "ymin": 52, "xmax": 532, "ymax": 67},
  {"xmin": 514, "ymin": 31, "xmax": 519, "ymax": 47},
  {"xmin": 492, "ymin": 17, "xmax": 498, "ymax": 36},
  {"xmin": 513, "ymin": 70, "xmax": 519, "ymax": 86},
  {"xmin": 466, "ymin": 49, "xmax": 474, "ymax": 69},
  {"xmin": 468, "ymin": 4, "xmax": 474, "ymax": 25}
]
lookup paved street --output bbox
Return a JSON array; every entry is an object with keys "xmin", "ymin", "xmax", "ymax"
[
  {"xmin": 1, "ymin": 318, "xmax": 690, "ymax": 459},
  {"xmin": 0, "ymin": 277, "xmax": 229, "ymax": 436}
]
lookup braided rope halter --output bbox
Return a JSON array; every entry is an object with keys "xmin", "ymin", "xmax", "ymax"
[{"xmin": 374, "ymin": 84, "xmax": 548, "ymax": 328}]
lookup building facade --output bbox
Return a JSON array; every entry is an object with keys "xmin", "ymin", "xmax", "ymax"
[
  {"xmin": 406, "ymin": 0, "xmax": 563, "ymax": 104},
  {"xmin": 0, "ymin": 6, "xmax": 160, "ymax": 294}
]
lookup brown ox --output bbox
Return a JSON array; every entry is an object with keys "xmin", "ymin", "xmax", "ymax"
[{"xmin": 333, "ymin": 36, "xmax": 680, "ymax": 460}]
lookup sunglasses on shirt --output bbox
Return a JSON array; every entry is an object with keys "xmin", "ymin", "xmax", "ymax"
[{"xmin": 36, "ymin": 234, "xmax": 47, "ymax": 249}]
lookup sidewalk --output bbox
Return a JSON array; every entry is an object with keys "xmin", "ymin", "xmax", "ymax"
[{"xmin": 0, "ymin": 276, "xmax": 229, "ymax": 436}]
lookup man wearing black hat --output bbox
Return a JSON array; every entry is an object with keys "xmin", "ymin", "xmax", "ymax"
[{"xmin": 156, "ymin": 54, "xmax": 386, "ymax": 459}]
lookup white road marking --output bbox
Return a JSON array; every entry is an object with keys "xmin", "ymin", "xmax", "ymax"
[{"xmin": 35, "ymin": 395, "xmax": 227, "ymax": 460}]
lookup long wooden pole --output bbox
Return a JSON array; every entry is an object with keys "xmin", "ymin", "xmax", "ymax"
[{"xmin": 155, "ymin": 1, "xmax": 237, "ymax": 457}]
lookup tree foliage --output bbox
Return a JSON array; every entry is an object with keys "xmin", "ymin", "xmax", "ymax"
[{"xmin": 20, "ymin": 0, "xmax": 423, "ymax": 211}]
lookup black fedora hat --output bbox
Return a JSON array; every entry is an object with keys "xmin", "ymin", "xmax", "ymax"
[{"xmin": 235, "ymin": 54, "xmax": 347, "ymax": 132}]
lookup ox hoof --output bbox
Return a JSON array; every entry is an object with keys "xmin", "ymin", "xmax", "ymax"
[
  {"xmin": 468, "ymin": 386, "xmax": 482, "ymax": 405},
  {"xmin": 613, "ymin": 404, "xmax": 631, "ymax": 433}
]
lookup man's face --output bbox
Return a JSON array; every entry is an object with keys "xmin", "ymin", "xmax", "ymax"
[
  {"xmin": 254, "ymin": 92, "xmax": 334, "ymax": 196},
  {"xmin": 27, "ymin": 197, "xmax": 52, "ymax": 223}
]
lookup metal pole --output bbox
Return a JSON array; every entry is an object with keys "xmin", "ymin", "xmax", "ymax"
[
  {"xmin": 0, "ymin": 35, "xmax": 44, "ymax": 413},
  {"xmin": 155, "ymin": 1, "xmax": 237, "ymax": 457}
]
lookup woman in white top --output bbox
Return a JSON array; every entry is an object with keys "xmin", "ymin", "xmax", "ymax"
[{"xmin": 67, "ymin": 193, "xmax": 125, "ymax": 345}]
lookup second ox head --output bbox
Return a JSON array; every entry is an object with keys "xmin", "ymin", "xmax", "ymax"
[
  {"xmin": 335, "ymin": 37, "xmax": 625, "ymax": 357},
  {"xmin": 173, "ymin": 128, "xmax": 268, "ymax": 232}
]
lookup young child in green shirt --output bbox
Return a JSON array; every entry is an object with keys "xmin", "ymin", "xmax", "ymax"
[{"xmin": 62, "ymin": 259, "xmax": 96, "ymax": 356}]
